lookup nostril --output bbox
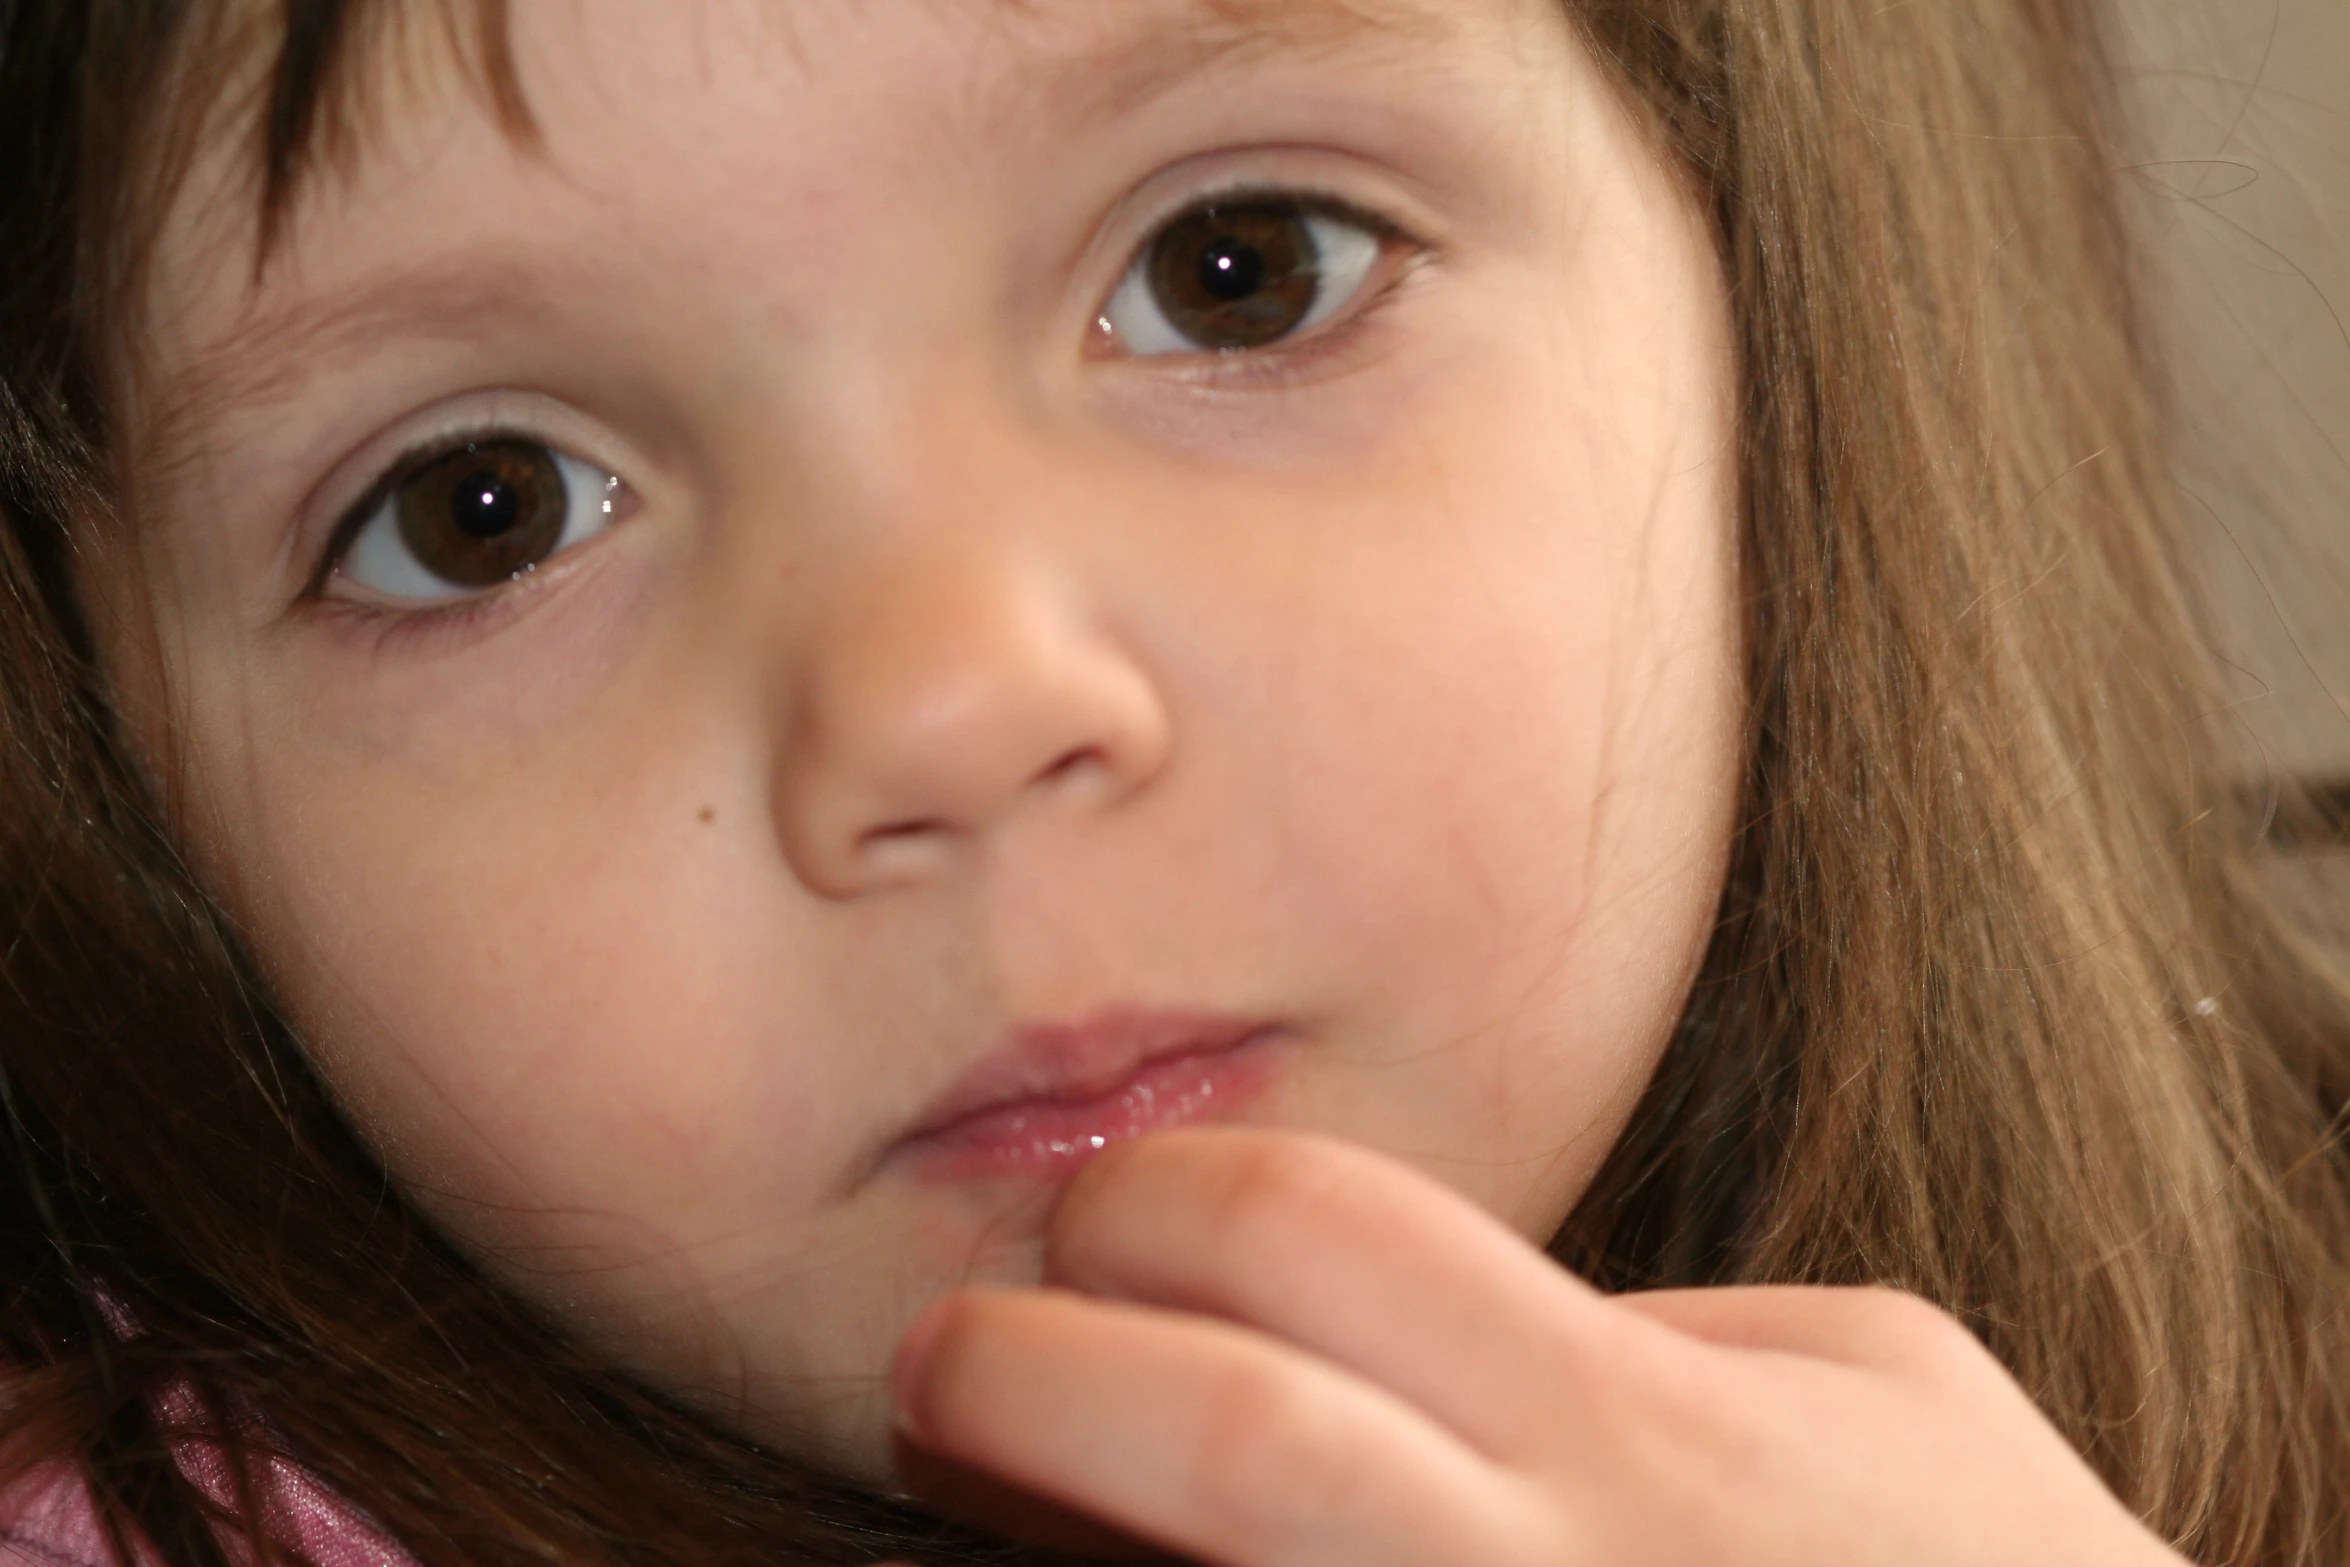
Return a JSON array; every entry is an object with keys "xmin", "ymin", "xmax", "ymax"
[
  {"xmin": 1034, "ymin": 746, "xmax": 1101, "ymax": 790},
  {"xmin": 856, "ymin": 817, "xmax": 951, "ymax": 866}
]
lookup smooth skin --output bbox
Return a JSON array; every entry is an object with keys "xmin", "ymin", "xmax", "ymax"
[
  {"xmin": 99, "ymin": 0, "xmax": 2187, "ymax": 1558},
  {"xmin": 892, "ymin": 1129, "xmax": 2186, "ymax": 1567},
  {"xmin": 110, "ymin": 0, "xmax": 1742, "ymax": 1477}
]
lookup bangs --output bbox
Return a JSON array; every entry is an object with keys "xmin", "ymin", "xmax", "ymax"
[
  {"xmin": 122, "ymin": 0, "xmax": 538, "ymax": 267},
  {"xmin": 0, "ymin": 0, "xmax": 541, "ymax": 542},
  {"xmin": 250, "ymin": 0, "xmax": 535, "ymax": 249}
]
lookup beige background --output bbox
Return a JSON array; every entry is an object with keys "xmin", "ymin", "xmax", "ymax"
[{"xmin": 2114, "ymin": 0, "xmax": 2350, "ymax": 778}]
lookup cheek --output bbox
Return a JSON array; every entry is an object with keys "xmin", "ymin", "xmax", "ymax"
[
  {"xmin": 185, "ymin": 671, "xmax": 842, "ymax": 1269},
  {"xmin": 1309, "ymin": 334, "xmax": 1731, "ymax": 925},
  {"xmin": 1197, "ymin": 356, "xmax": 1738, "ymax": 1232}
]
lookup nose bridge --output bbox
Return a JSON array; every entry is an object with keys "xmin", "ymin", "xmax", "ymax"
[{"xmin": 767, "ymin": 421, "xmax": 1173, "ymax": 900}]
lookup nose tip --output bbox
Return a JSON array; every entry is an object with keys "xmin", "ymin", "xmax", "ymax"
[
  {"xmin": 843, "ymin": 738, "xmax": 1130, "ymax": 880},
  {"xmin": 773, "ymin": 565, "xmax": 1173, "ymax": 898}
]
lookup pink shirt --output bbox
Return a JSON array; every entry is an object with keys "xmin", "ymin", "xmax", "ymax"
[{"xmin": 0, "ymin": 1444, "xmax": 414, "ymax": 1567}]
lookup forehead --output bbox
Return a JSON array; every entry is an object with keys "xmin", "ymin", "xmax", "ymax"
[
  {"xmin": 191, "ymin": 0, "xmax": 1456, "ymax": 237},
  {"xmin": 134, "ymin": 0, "xmax": 1488, "ymax": 462}
]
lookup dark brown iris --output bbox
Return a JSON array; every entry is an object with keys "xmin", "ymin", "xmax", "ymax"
[
  {"xmin": 1145, "ymin": 202, "xmax": 1321, "ymax": 350},
  {"xmin": 395, "ymin": 440, "xmax": 568, "ymax": 588}
]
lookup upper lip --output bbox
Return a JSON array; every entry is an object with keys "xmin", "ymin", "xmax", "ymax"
[{"xmin": 901, "ymin": 1007, "xmax": 1272, "ymax": 1142}]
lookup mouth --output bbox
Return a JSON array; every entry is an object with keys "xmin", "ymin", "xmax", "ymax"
[{"xmin": 891, "ymin": 1008, "xmax": 1281, "ymax": 1182}]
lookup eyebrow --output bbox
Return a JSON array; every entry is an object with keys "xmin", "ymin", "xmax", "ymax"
[
  {"xmin": 1003, "ymin": 0, "xmax": 1450, "ymax": 130},
  {"xmin": 140, "ymin": 0, "xmax": 1453, "ymax": 478},
  {"xmin": 138, "ymin": 263, "xmax": 577, "ymax": 490}
]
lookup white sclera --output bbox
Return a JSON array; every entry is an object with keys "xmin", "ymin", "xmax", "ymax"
[
  {"xmin": 341, "ymin": 448, "xmax": 617, "ymax": 603},
  {"xmin": 1103, "ymin": 209, "xmax": 1383, "ymax": 358}
]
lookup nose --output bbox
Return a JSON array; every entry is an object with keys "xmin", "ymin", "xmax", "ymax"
[{"xmin": 773, "ymin": 550, "xmax": 1173, "ymax": 898}]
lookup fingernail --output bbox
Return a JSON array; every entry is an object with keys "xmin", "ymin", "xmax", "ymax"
[{"xmin": 892, "ymin": 1296, "xmax": 955, "ymax": 1438}]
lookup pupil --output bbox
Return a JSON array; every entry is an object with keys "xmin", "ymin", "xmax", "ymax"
[
  {"xmin": 1144, "ymin": 203, "xmax": 1321, "ymax": 352},
  {"xmin": 1198, "ymin": 237, "xmax": 1267, "ymax": 302},
  {"xmin": 395, "ymin": 438, "xmax": 569, "ymax": 589},
  {"xmin": 451, "ymin": 470, "xmax": 520, "ymax": 540}
]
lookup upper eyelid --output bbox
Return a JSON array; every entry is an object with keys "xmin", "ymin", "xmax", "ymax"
[
  {"xmin": 1096, "ymin": 190, "xmax": 1427, "ymax": 369},
  {"xmin": 1111, "ymin": 182, "xmax": 1422, "ymax": 287},
  {"xmin": 303, "ymin": 425, "xmax": 523, "ymax": 600},
  {"xmin": 299, "ymin": 407, "xmax": 633, "ymax": 602},
  {"xmin": 1077, "ymin": 153, "xmax": 1446, "ymax": 297},
  {"xmin": 295, "ymin": 180, "xmax": 1431, "ymax": 597},
  {"xmin": 1138, "ymin": 183, "xmax": 1410, "ymax": 241}
]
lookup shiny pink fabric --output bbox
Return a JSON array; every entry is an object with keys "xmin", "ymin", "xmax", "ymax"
[{"xmin": 0, "ymin": 1438, "xmax": 415, "ymax": 1567}]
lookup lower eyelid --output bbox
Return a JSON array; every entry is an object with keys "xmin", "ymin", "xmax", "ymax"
[
  {"xmin": 1096, "ymin": 189, "xmax": 1422, "ymax": 361},
  {"xmin": 310, "ymin": 517, "xmax": 622, "ymax": 658},
  {"xmin": 325, "ymin": 442, "xmax": 625, "ymax": 608},
  {"xmin": 1138, "ymin": 255, "xmax": 1428, "ymax": 391}
]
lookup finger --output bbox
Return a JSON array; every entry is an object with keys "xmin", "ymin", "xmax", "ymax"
[
  {"xmin": 895, "ymin": 1285, "xmax": 1549, "ymax": 1567},
  {"xmin": 1044, "ymin": 1127, "xmax": 1634, "ymax": 1462},
  {"xmin": 1618, "ymin": 1285, "xmax": 1991, "ymax": 1377}
]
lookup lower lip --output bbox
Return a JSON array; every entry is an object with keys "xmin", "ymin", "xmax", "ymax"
[{"xmin": 899, "ymin": 1034, "xmax": 1277, "ymax": 1182}]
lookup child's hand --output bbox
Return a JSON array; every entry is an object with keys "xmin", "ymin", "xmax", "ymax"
[{"xmin": 891, "ymin": 1127, "xmax": 2186, "ymax": 1567}]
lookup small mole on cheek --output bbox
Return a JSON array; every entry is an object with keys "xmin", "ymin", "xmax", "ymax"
[{"xmin": 698, "ymin": 807, "xmax": 717, "ymax": 825}]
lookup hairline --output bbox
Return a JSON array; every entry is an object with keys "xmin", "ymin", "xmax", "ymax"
[{"xmin": 126, "ymin": 0, "xmax": 1476, "ymax": 494}]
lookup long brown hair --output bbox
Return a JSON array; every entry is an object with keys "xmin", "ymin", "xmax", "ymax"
[{"xmin": 3, "ymin": 2, "xmax": 2346, "ymax": 1564}]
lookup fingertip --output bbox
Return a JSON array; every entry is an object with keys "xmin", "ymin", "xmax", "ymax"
[
  {"xmin": 892, "ymin": 1293, "xmax": 960, "ymax": 1441},
  {"xmin": 1044, "ymin": 1124, "xmax": 1330, "ymax": 1287},
  {"xmin": 1048, "ymin": 1130, "xmax": 1148, "ymax": 1233}
]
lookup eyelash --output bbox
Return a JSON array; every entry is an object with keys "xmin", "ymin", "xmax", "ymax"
[
  {"xmin": 308, "ymin": 567, "xmax": 535, "ymax": 655},
  {"xmin": 311, "ymin": 428, "xmax": 485, "ymax": 598},
  {"xmin": 301, "ymin": 185, "xmax": 1434, "ymax": 640},
  {"xmin": 1097, "ymin": 185, "xmax": 1431, "ymax": 384},
  {"xmin": 304, "ymin": 425, "xmax": 613, "ymax": 649}
]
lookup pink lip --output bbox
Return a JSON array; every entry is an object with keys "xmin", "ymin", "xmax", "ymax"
[{"xmin": 895, "ymin": 1009, "xmax": 1278, "ymax": 1181}]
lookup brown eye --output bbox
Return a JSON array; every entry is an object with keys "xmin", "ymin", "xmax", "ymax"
[
  {"xmin": 398, "ymin": 440, "xmax": 567, "ymax": 587},
  {"xmin": 1147, "ymin": 203, "xmax": 1320, "ymax": 349},
  {"xmin": 339, "ymin": 438, "xmax": 617, "ymax": 601},
  {"xmin": 1104, "ymin": 197, "xmax": 1387, "ymax": 356}
]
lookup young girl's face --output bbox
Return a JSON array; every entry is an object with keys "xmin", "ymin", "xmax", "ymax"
[{"xmin": 103, "ymin": 0, "xmax": 1738, "ymax": 1477}]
